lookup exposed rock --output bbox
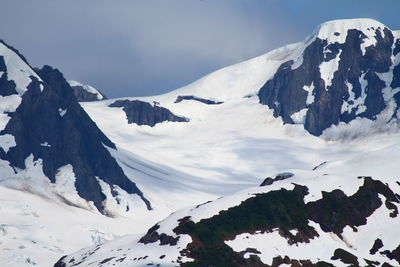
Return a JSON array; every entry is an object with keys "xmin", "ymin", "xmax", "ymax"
[
  {"xmin": 0, "ymin": 63, "xmax": 151, "ymax": 213},
  {"xmin": 260, "ymin": 172, "xmax": 294, "ymax": 186},
  {"xmin": 370, "ymin": 238, "xmax": 384, "ymax": 255},
  {"xmin": 260, "ymin": 177, "xmax": 274, "ymax": 186},
  {"xmin": 70, "ymin": 83, "xmax": 107, "ymax": 102},
  {"xmin": 139, "ymin": 224, "xmax": 179, "ymax": 246},
  {"xmin": 173, "ymin": 177, "xmax": 398, "ymax": 266},
  {"xmin": 306, "ymin": 177, "xmax": 399, "ymax": 235},
  {"xmin": 331, "ymin": 248, "xmax": 359, "ymax": 266},
  {"xmin": 175, "ymin": 95, "xmax": 223, "ymax": 105},
  {"xmin": 312, "ymin": 161, "xmax": 327, "ymax": 171},
  {"xmin": 109, "ymin": 99, "xmax": 189, "ymax": 127},
  {"xmin": 258, "ymin": 25, "xmax": 398, "ymax": 136}
]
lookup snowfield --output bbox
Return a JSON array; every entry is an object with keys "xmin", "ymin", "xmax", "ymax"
[{"xmin": 0, "ymin": 18, "xmax": 400, "ymax": 266}]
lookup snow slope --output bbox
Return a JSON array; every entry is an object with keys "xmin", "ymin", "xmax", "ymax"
[
  {"xmin": 56, "ymin": 130, "xmax": 400, "ymax": 265},
  {"xmin": 56, "ymin": 18, "xmax": 400, "ymax": 267},
  {"xmin": 1, "ymin": 18, "xmax": 400, "ymax": 266}
]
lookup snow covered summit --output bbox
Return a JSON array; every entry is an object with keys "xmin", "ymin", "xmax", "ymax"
[{"xmin": 259, "ymin": 18, "xmax": 400, "ymax": 135}]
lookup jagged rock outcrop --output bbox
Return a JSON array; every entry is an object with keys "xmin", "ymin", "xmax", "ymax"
[
  {"xmin": 109, "ymin": 99, "xmax": 189, "ymax": 127},
  {"xmin": 68, "ymin": 80, "xmax": 107, "ymax": 102},
  {"xmin": 258, "ymin": 19, "xmax": 400, "ymax": 135},
  {"xmin": 175, "ymin": 95, "xmax": 223, "ymax": 105}
]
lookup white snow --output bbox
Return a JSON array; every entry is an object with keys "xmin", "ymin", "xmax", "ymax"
[
  {"xmin": 1, "ymin": 18, "xmax": 400, "ymax": 267},
  {"xmin": 63, "ymin": 18, "xmax": 400, "ymax": 264},
  {"xmin": 0, "ymin": 42, "xmax": 41, "ymax": 95},
  {"xmin": 226, "ymin": 209, "xmax": 400, "ymax": 267},
  {"xmin": 58, "ymin": 108, "xmax": 67, "ymax": 117},
  {"xmin": 303, "ymin": 83, "xmax": 315, "ymax": 105},
  {"xmin": 0, "ymin": 94, "xmax": 22, "ymax": 130},
  {"xmin": 319, "ymin": 49, "xmax": 342, "ymax": 89},
  {"xmin": 40, "ymin": 142, "xmax": 51, "ymax": 147},
  {"xmin": 314, "ymin": 18, "xmax": 387, "ymax": 55},
  {"xmin": 0, "ymin": 155, "xmax": 167, "ymax": 267},
  {"xmin": 290, "ymin": 108, "xmax": 308, "ymax": 124},
  {"xmin": 0, "ymin": 134, "xmax": 16, "ymax": 153}
]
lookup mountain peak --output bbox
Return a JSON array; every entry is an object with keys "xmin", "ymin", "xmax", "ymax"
[
  {"xmin": 311, "ymin": 18, "xmax": 389, "ymax": 44},
  {"xmin": 0, "ymin": 40, "xmax": 41, "ymax": 95}
]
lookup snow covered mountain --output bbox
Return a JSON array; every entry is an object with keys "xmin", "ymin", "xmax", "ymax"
[
  {"xmin": 54, "ymin": 18, "xmax": 400, "ymax": 267},
  {"xmin": 0, "ymin": 42, "xmax": 150, "ymax": 214},
  {"xmin": 258, "ymin": 19, "xmax": 400, "ymax": 136},
  {"xmin": 0, "ymin": 40, "xmax": 163, "ymax": 266},
  {"xmin": 67, "ymin": 80, "xmax": 107, "ymax": 102}
]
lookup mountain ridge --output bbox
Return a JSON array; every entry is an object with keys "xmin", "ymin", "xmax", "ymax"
[
  {"xmin": 0, "ymin": 18, "xmax": 400, "ymax": 267},
  {"xmin": 54, "ymin": 18, "xmax": 400, "ymax": 267},
  {"xmin": 0, "ymin": 42, "xmax": 151, "ymax": 214}
]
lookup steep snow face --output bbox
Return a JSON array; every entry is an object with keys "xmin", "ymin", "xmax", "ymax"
[
  {"xmin": 0, "ymin": 41, "xmax": 41, "ymax": 95},
  {"xmin": 0, "ymin": 41, "xmax": 43, "ymax": 136},
  {"xmin": 68, "ymin": 80, "xmax": 107, "ymax": 102},
  {"xmin": 156, "ymin": 42, "xmax": 303, "ymax": 102},
  {"xmin": 259, "ymin": 18, "xmax": 400, "ymax": 136}
]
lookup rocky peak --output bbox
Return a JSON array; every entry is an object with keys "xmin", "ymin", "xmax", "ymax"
[
  {"xmin": 0, "ymin": 42, "xmax": 151, "ymax": 214},
  {"xmin": 258, "ymin": 19, "xmax": 399, "ymax": 136}
]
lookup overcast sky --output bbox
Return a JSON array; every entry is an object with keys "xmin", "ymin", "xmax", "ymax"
[{"xmin": 1, "ymin": 0, "xmax": 399, "ymax": 98}]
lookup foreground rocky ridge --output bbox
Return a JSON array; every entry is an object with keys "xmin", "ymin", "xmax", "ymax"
[{"xmin": 54, "ymin": 175, "xmax": 400, "ymax": 266}]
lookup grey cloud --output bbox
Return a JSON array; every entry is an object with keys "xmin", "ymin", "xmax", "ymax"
[{"xmin": 0, "ymin": 0, "xmax": 399, "ymax": 97}]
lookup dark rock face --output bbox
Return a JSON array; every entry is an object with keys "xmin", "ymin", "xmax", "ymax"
[
  {"xmin": 173, "ymin": 177, "xmax": 399, "ymax": 266},
  {"xmin": 0, "ymin": 64, "xmax": 150, "ymax": 213},
  {"xmin": 306, "ymin": 177, "xmax": 399, "ymax": 235},
  {"xmin": 331, "ymin": 248, "xmax": 359, "ymax": 266},
  {"xmin": 109, "ymin": 99, "xmax": 189, "ymax": 127},
  {"xmin": 70, "ymin": 84, "xmax": 107, "ymax": 102},
  {"xmin": 175, "ymin": 95, "xmax": 223, "ymax": 105},
  {"xmin": 0, "ymin": 56, "xmax": 19, "ymax": 96},
  {"xmin": 370, "ymin": 238, "xmax": 384, "ymax": 255},
  {"xmin": 260, "ymin": 172, "xmax": 294, "ymax": 186},
  {"xmin": 258, "ymin": 27, "xmax": 398, "ymax": 136},
  {"xmin": 139, "ymin": 224, "xmax": 179, "ymax": 246}
]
